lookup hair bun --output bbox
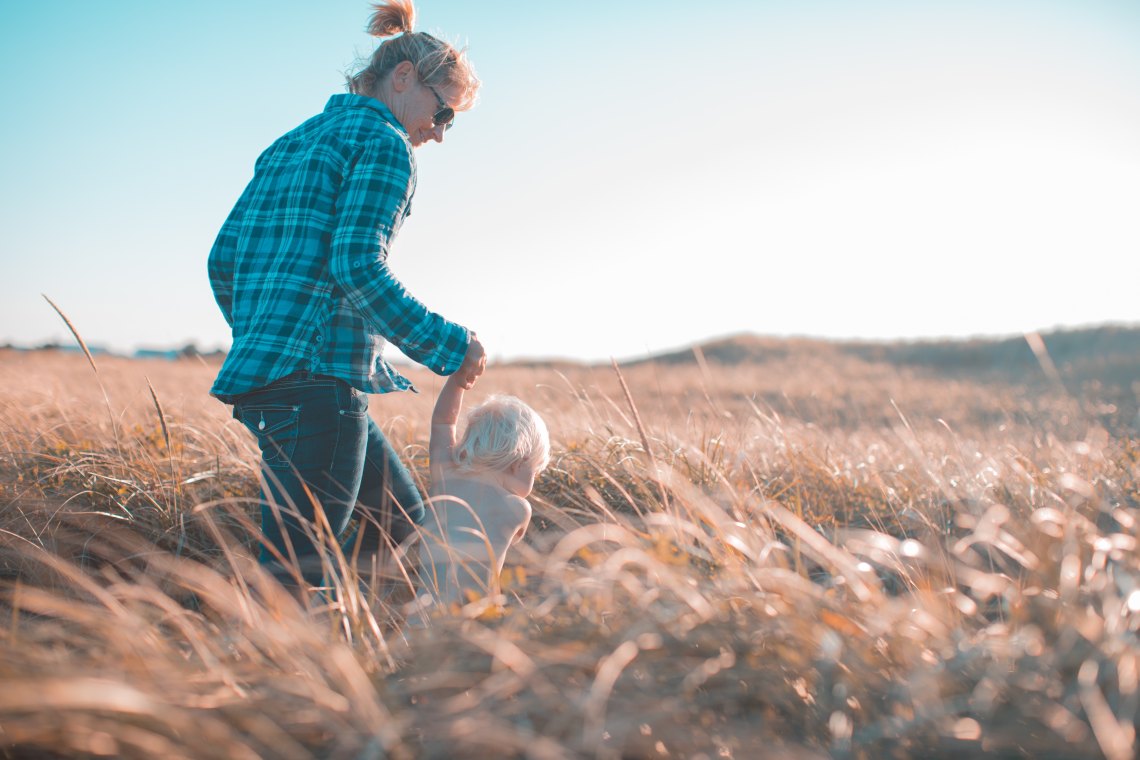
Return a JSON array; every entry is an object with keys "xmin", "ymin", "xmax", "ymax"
[{"xmin": 366, "ymin": 0, "xmax": 416, "ymax": 38}]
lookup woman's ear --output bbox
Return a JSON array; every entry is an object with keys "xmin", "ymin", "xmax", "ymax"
[{"xmin": 390, "ymin": 60, "xmax": 416, "ymax": 93}]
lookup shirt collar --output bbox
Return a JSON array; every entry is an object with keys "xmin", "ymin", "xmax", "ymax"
[{"xmin": 324, "ymin": 93, "xmax": 408, "ymax": 138}]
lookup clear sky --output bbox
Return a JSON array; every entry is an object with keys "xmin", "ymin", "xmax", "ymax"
[{"xmin": 2, "ymin": 0, "xmax": 1138, "ymax": 363}]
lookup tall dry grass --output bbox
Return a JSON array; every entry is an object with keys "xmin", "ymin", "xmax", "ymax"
[{"xmin": 1, "ymin": 348, "xmax": 1138, "ymax": 758}]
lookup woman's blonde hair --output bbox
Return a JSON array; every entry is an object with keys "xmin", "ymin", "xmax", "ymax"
[
  {"xmin": 347, "ymin": 0, "xmax": 480, "ymax": 110},
  {"xmin": 455, "ymin": 395, "xmax": 551, "ymax": 475}
]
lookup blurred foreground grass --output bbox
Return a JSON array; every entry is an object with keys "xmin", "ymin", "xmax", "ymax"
[{"xmin": 1, "ymin": 348, "xmax": 1138, "ymax": 759}]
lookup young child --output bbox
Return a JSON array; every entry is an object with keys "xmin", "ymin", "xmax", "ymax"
[{"xmin": 417, "ymin": 372, "xmax": 550, "ymax": 609}]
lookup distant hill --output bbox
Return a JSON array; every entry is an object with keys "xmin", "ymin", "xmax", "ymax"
[{"xmin": 624, "ymin": 324, "xmax": 1140, "ymax": 403}]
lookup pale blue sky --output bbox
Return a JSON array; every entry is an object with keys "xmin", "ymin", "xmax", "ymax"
[{"xmin": 2, "ymin": 1, "xmax": 1138, "ymax": 362}]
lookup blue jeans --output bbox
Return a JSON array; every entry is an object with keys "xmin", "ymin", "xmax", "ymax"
[{"xmin": 229, "ymin": 372, "xmax": 424, "ymax": 586}]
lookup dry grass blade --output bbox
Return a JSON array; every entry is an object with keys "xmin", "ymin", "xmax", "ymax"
[
  {"xmin": 583, "ymin": 639, "xmax": 641, "ymax": 749},
  {"xmin": 1024, "ymin": 330, "xmax": 1065, "ymax": 389},
  {"xmin": 39, "ymin": 292, "xmax": 121, "ymax": 451},
  {"xmin": 145, "ymin": 376, "xmax": 171, "ymax": 454},
  {"xmin": 41, "ymin": 293, "xmax": 99, "ymax": 376},
  {"xmin": 610, "ymin": 358, "xmax": 669, "ymax": 511}
]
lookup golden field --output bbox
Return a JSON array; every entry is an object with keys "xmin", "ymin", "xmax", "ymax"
[{"xmin": 1, "ymin": 338, "xmax": 1138, "ymax": 759}]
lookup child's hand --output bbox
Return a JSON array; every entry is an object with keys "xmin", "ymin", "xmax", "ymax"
[{"xmin": 458, "ymin": 335, "xmax": 486, "ymax": 389}]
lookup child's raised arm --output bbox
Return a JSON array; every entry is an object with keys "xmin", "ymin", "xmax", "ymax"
[
  {"xmin": 430, "ymin": 337, "xmax": 485, "ymax": 483},
  {"xmin": 430, "ymin": 372, "xmax": 465, "ymax": 476}
]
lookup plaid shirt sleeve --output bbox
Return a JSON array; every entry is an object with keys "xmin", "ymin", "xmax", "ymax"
[{"xmin": 329, "ymin": 136, "xmax": 470, "ymax": 376}]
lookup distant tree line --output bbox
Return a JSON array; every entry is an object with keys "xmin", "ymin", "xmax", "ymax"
[{"xmin": 0, "ymin": 342, "xmax": 227, "ymax": 360}]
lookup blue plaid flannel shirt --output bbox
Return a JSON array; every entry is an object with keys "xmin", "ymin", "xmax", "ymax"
[{"xmin": 208, "ymin": 94, "xmax": 470, "ymax": 399}]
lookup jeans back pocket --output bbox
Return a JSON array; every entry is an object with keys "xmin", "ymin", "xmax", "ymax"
[{"xmin": 238, "ymin": 404, "xmax": 302, "ymax": 470}]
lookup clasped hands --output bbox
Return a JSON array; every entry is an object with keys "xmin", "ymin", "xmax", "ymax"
[{"xmin": 457, "ymin": 333, "xmax": 486, "ymax": 389}]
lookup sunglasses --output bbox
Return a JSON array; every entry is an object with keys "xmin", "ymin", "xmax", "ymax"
[{"xmin": 426, "ymin": 84, "xmax": 455, "ymax": 131}]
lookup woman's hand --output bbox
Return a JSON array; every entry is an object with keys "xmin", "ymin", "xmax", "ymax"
[{"xmin": 457, "ymin": 335, "xmax": 486, "ymax": 389}]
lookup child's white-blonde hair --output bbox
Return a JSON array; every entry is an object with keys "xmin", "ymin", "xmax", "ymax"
[{"xmin": 455, "ymin": 395, "xmax": 550, "ymax": 474}]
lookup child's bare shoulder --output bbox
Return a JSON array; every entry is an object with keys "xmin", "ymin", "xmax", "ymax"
[
  {"xmin": 473, "ymin": 490, "xmax": 530, "ymax": 537},
  {"xmin": 503, "ymin": 493, "xmax": 532, "ymax": 520},
  {"xmin": 476, "ymin": 489, "xmax": 530, "ymax": 523}
]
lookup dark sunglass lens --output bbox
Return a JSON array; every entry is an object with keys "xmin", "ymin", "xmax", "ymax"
[{"xmin": 434, "ymin": 107, "xmax": 455, "ymax": 129}]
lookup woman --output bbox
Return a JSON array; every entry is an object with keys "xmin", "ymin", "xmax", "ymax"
[{"xmin": 207, "ymin": 0, "xmax": 485, "ymax": 588}]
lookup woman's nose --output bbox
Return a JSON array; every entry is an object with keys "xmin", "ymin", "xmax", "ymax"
[{"xmin": 430, "ymin": 124, "xmax": 446, "ymax": 143}]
